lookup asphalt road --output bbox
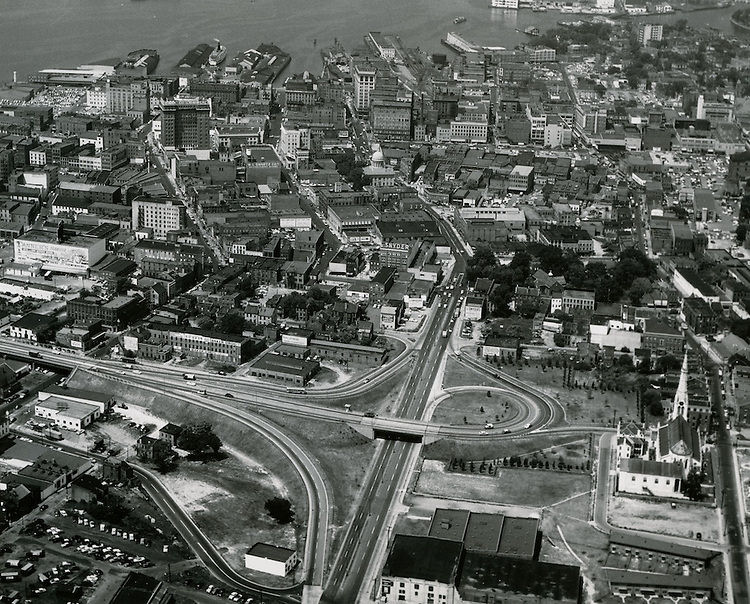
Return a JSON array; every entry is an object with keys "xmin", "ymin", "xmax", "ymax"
[
  {"xmin": 319, "ymin": 268, "xmax": 467, "ymax": 604},
  {"xmin": 708, "ymin": 364, "xmax": 749, "ymax": 603}
]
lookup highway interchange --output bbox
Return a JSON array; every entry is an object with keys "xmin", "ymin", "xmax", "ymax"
[{"xmin": 2, "ymin": 209, "xmax": 745, "ymax": 603}]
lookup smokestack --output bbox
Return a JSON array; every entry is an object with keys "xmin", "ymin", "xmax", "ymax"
[
  {"xmin": 57, "ymin": 221, "xmax": 64, "ymax": 243},
  {"xmin": 12, "ymin": 71, "xmax": 17, "ymax": 84}
]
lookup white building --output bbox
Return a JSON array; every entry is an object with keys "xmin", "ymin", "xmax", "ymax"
[
  {"xmin": 35, "ymin": 397, "xmax": 99, "ymax": 431},
  {"xmin": 449, "ymin": 118, "xmax": 488, "ymax": 143},
  {"xmin": 617, "ymin": 458, "xmax": 684, "ymax": 498},
  {"xmin": 244, "ymin": 543, "xmax": 298, "ymax": 577},
  {"xmin": 490, "ymin": 0, "xmax": 519, "ymax": 8},
  {"xmin": 131, "ymin": 196, "xmax": 186, "ymax": 239},
  {"xmin": 637, "ymin": 23, "xmax": 663, "ymax": 46},
  {"xmin": 14, "ymin": 229, "xmax": 106, "ymax": 274},
  {"xmin": 353, "ymin": 63, "xmax": 377, "ymax": 111},
  {"xmin": 278, "ymin": 121, "xmax": 311, "ymax": 170}
]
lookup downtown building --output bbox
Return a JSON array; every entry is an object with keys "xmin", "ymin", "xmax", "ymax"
[{"xmin": 160, "ymin": 97, "xmax": 211, "ymax": 150}]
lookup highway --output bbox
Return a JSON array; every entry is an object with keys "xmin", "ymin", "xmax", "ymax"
[
  {"xmin": 709, "ymin": 364, "xmax": 749, "ymax": 603},
  {"xmin": 320, "ymin": 267, "xmax": 467, "ymax": 603}
]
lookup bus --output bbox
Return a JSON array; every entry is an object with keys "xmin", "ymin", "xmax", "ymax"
[{"xmin": 286, "ymin": 387, "xmax": 306, "ymax": 394}]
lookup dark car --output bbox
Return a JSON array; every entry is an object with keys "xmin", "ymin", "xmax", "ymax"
[
  {"xmin": 225, "ymin": 393, "xmax": 234, "ymax": 398},
  {"xmin": 363, "ymin": 411, "xmax": 376, "ymax": 418}
]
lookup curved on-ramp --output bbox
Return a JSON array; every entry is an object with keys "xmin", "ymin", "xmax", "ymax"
[{"xmin": 92, "ymin": 370, "xmax": 330, "ymax": 595}]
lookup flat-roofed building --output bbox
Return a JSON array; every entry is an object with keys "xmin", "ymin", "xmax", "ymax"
[
  {"xmin": 35, "ymin": 397, "xmax": 99, "ymax": 430},
  {"xmin": 131, "ymin": 197, "xmax": 186, "ymax": 239},
  {"xmin": 496, "ymin": 516, "xmax": 539, "ymax": 560},
  {"xmin": 244, "ymin": 543, "xmax": 298, "ymax": 577},
  {"xmin": 14, "ymin": 229, "xmax": 106, "ymax": 274},
  {"xmin": 248, "ymin": 353, "xmax": 320, "ymax": 385}
]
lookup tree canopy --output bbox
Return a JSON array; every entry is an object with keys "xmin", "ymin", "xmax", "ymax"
[{"xmin": 176, "ymin": 423, "xmax": 223, "ymax": 454}]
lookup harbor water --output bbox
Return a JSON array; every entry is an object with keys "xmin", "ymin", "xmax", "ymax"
[{"xmin": 0, "ymin": 0, "xmax": 746, "ymax": 84}]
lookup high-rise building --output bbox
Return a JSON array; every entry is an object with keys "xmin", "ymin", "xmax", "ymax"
[
  {"xmin": 161, "ymin": 97, "xmax": 211, "ymax": 150},
  {"xmin": 353, "ymin": 62, "xmax": 377, "ymax": 112},
  {"xmin": 131, "ymin": 196, "xmax": 186, "ymax": 239},
  {"xmin": 278, "ymin": 120, "xmax": 311, "ymax": 170},
  {"xmin": 637, "ymin": 23, "xmax": 663, "ymax": 46},
  {"xmin": 371, "ymin": 98, "xmax": 413, "ymax": 141}
]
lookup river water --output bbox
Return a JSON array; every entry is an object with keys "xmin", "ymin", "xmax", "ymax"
[{"xmin": 0, "ymin": 0, "xmax": 746, "ymax": 84}]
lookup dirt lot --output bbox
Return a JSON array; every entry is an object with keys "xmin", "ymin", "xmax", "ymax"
[
  {"xmin": 158, "ymin": 447, "xmax": 301, "ymax": 586},
  {"xmin": 416, "ymin": 459, "xmax": 592, "ymax": 507},
  {"xmin": 609, "ymin": 495, "xmax": 720, "ymax": 542},
  {"xmin": 431, "ymin": 390, "xmax": 520, "ymax": 426}
]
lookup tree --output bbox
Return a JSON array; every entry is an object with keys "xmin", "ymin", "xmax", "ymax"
[
  {"xmin": 217, "ymin": 310, "xmax": 246, "ymax": 335},
  {"xmin": 553, "ymin": 333, "xmax": 566, "ymax": 347},
  {"xmin": 265, "ymin": 497, "xmax": 295, "ymax": 524},
  {"xmin": 176, "ymin": 423, "xmax": 223, "ymax": 454},
  {"xmin": 655, "ymin": 354, "xmax": 681, "ymax": 373},
  {"xmin": 682, "ymin": 468, "xmax": 703, "ymax": 501}
]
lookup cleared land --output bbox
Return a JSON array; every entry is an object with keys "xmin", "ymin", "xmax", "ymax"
[
  {"xmin": 609, "ymin": 496, "xmax": 719, "ymax": 542},
  {"xmin": 65, "ymin": 370, "xmax": 308, "ymax": 581},
  {"xmin": 416, "ymin": 459, "xmax": 591, "ymax": 507}
]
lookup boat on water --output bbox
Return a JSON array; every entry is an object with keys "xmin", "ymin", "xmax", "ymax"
[
  {"xmin": 454, "ymin": 16, "xmax": 467, "ymax": 23},
  {"xmin": 532, "ymin": 4, "xmax": 548, "ymax": 11},
  {"xmin": 523, "ymin": 26, "xmax": 541, "ymax": 36},
  {"xmin": 208, "ymin": 40, "xmax": 227, "ymax": 66}
]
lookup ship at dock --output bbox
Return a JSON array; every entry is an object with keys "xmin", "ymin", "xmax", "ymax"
[
  {"xmin": 116, "ymin": 49, "xmax": 159, "ymax": 77},
  {"xmin": 523, "ymin": 26, "xmax": 541, "ymax": 36},
  {"xmin": 208, "ymin": 40, "xmax": 227, "ymax": 66}
]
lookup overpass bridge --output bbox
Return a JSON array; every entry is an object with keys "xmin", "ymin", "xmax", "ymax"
[{"xmin": 348, "ymin": 417, "xmax": 444, "ymax": 444}]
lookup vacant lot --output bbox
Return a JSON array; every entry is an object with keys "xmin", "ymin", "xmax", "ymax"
[
  {"xmin": 416, "ymin": 459, "xmax": 591, "ymax": 507},
  {"xmin": 65, "ymin": 370, "xmax": 309, "ymax": 580},
  {"xmin": 609, "ymin": 496, "xmax": 719, "ymax": 542},
  {"xmin": 442, "ymin": 357, "xmax": 492, "ymax": 389},
  {"xmin": 431, "ymin": 390, "xmax": 520, "ymax": 426}
]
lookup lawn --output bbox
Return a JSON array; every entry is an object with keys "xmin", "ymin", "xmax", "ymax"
[
  {"xmin": 442, "ymin": 357, "xmax": 492, "ymax": 389},
  {"xmin": 504, "ymin": 362, "xmax": 640, "ymax": 427},
  {"xmin": 423, "ymin": 435, "xmax": 591, "ymax": 465},
  {"xmin": 158, "ymin": 448, "xmax": 301, "ymax": 586},
  {"xmin": 257, "ymin": 409, "xmax": 379, "ymax": 574},
  {"xmin": 431, "ymin": 390, "xmax": 520, "ymax": 426},
  {"xmin": 609, "ymin": 495, "xmax": 719, "ymax": 542},
  {"xmin": 416, "ymin": 459, "xmax": 592, "ymax": 507}
]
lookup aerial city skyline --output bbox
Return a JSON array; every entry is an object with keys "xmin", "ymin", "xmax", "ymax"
[{"xmin": 0, "ymin": 0, "xmax": 748, "ymax": 603}]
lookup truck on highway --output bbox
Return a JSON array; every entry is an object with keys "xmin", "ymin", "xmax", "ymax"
[
  {"xmin": 183, "ymin": 373, "xmax": 196, "ymax": 381},
  {"xmin": 286, "ymin": 387, "xmax": 306, "ymax": 394}
]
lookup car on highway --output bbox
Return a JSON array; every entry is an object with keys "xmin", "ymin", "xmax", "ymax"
[
  {"xmin": 479, "ymin": 430, "xmax": 487, "ymax": 435},
  {"xmin": 484, "ymin": 423, "xmax": 494, "ymax": 429},
  {"xmin": 524, "ymin": 423, "xmax": 532, "ymax": 429},
  {"xmin": 503, "ymin": 428, "xmax": 511, "ymax": 434},
  {"xmin": 364, "ymin": 411, "xmax": 376, "ymax": 418},
  {"xmin": 225, "ymin": 393, "xmax": 234, "ymax": 398}
]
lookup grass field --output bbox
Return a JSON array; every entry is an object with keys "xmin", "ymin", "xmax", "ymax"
[
  {"xmin": 505, "ymin": 363, "xmax": 639, "ymax": 427},
  {"xmin": 442, "ymin": 358, "xmax": 492, "ymax": 389},
  {"xmin": 431, "ymin": 390, "xmax": 520, "ymax": 426},
  {"xmin": 609, "ymin": 496, "xmax": 719, "ymax": 542},
  {"xmin": 416, "ymin": 459, "xmax": 592, "ymax": 507},
  {"xmin": 423, "ymin": 435, "xmax": 592, "ymax": 465}
]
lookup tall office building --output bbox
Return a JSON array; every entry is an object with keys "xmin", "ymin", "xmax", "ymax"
[
  {"xmin": 161, "ymin": 97, "xmax": 211, "ymax": 150},
  {"xmin": 637, "ymin": 23, "xmax": 663, "ymax": 46},
  {"xmin": 353, "ymin": 62, "xmax": 377, "ymax": 112}
]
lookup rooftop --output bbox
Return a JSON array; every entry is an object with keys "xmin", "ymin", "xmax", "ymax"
[
  {"xmin": 246, "ymin": 542, "xmax": 295, "ymax": 562},
  {"xmin": 496, "ymin": 516, "xmax": 539, "ymax": 559},
  {"xmin": 428, "ymin": 508, "xmax": 470, "ymax": 542},
  {"xmin": 382, "ymin": 535, "xmax": 463, "ymax": 583}
]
